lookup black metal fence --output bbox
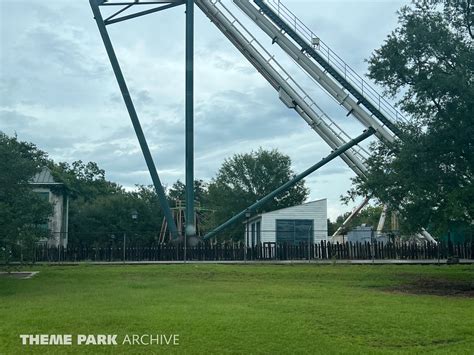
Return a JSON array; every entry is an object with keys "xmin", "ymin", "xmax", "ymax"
[{"xmin": 5, "ymin": 241, "xmax": 473, "ymax": 263}]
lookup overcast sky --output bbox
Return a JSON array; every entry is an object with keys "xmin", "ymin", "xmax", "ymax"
[{"xmin": 0, "ymin": 0, "xmax": 407, "ymax": 220}]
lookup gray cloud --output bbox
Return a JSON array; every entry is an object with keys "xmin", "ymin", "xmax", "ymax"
[
  {"xmin": 0, "ymin": 0, "xmax": 406, "ymax": 219},
  {"xmin": 0, "ymin": 110, "xmax": 37, "ymax": 128}
]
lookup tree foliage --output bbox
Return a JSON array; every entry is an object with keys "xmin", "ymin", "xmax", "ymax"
[
  {"xmin": 50, "ymin": 160, "xmax": 122, "ymax": 200},
  {"xmin": 167, "ymin": 179, "xmax": 209, "ymax": 206},
  {"xmin": 1, "ymin": 132, "xmax": 311, "ymax": 245},
  {"xmin": 346, "ymin": 0, "xmax": 474, "ymax": 236},
  {"xmin": 68, "ymin": 185, "xmax": 164, "ymax": 247},
  {"xmin": 0, "ymin": 133, "xmax": 52, "ymax": 250},
  {"xmin": 207, "ymin": 148, "xmax": 309, "ymax": 240}
]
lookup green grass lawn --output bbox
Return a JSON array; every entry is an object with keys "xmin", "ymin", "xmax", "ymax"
[{"xmin": 0, "ymin": 264, "xmax": 473, "ymax": 354}]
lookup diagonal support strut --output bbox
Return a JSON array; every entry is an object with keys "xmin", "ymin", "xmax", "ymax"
[
  {"xmin": 105, "ymin": 2, "xmax": 185, "ymax": 25},
  {"xmin": 90, "ymin": 0, "xmax": 179, "ymax": 238},
  {"xmin": 203, "ymin": 128, "xmax": 375, "ymax": 240}
]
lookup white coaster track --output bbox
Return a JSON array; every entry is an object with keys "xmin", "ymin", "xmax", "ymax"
[{"xmin": 195, "ymin": 0, "xmax": 436, "ymax": 243}]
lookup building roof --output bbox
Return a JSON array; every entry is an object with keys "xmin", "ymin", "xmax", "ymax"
[{"xmin": 30, "ymin": 167, "xmax": 62, "ymax": 185}]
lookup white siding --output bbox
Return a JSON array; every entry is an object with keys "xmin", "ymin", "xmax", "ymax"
[
  {"xmin": 33, "ymin": 188, "xmax": 68, "ymax": 247},
  {"xmin": 246, "ymin": 199, "xmax": 327, "ymax": 244}
]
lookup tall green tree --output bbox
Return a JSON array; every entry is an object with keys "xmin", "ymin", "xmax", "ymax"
[
  {"xmin": 167, "ymin": 179, "xmax": 209, "ymax": 206},
  {"xmin": 52, "ymin": 161, "xmax": 166, "ymax": 247},
  {"xmin": 68, "ymin": 186, "xmax": 164, "ymax": 247},
  {"xmin": 207, "ymin": 148, "xmax": 309, "ymax": 240},
  {"xmin": 346, "ymin": 0, "xmax": 474, "ymax": 236},
  {"xmin": 50, "ymin": 160, "xmax": 122, "ymax": 201},
  {"xmin": 0, "ymin": 133, "xmax": 52, "ymax": 252},
  {"xmin": 49, "ymin": 160, "xmax": 127, "ymax": 246}
]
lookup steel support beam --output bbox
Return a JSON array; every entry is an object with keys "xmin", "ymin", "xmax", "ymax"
[
  {"xmin": 331, "ymin": 196, "xmax": 370, "ymax": 238},
  {"xmin": 104, "ymin": 2, "xmax": 135, "ymax": 22},
  {"xmin": 196, "ymin": 0, "xmax": 368, "ymax": 179},
  {"xmin": 105, "ymin": 2, "xmax": 185, "ymax": 25},
  {"xmin": 203, "ymin": 128, "xmax": 375, "ymax": 240},
  {"xmin": 233, "ymin": 0, "xmax": 396, "ymax": 144},
  {"xmin": 90, "ymin": 0, "xmax": 179, "ymax": 238},
  {"xmin": 101, "ymin": 1, "xmax": 183, "ymax": 5},
  {"xmin": 376, "ymin": 204, "xmax": 388, "ymax": 236},
  {"xmin": 252, "ymin": 0, "xmax": 403, "ymax": 139},
  {"xmin": 185, "ymin": 0, "xmax": 195, "ymax": 238}
]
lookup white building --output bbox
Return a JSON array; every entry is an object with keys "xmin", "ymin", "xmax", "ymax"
[
  {"xmin": 244, "ymin": 199, "xmax": 327, "ymax": 246},
  {"xmin": 30, "ymin": 167, "xmax": 69, "ymax": 247}
]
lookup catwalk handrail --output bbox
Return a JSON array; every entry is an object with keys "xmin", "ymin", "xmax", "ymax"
[
  {"xmin": 197, "ymin": 0, "xmax": 370, "ymax": 167},
  {"xmin": 258, "ymin": 0, "xmax": 406, "ymax": 126},
  {"xmin": 222, "ymin": 0, "xmax": 370, "ymax": 161}
]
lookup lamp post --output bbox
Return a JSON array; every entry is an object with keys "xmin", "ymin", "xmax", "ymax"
[{"xmin": 245, "ymin": 210, "xmax": 251, "ymax": 262}]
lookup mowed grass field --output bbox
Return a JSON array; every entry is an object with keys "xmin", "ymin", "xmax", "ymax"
[{"xmin": 0, "ymin": 264, "xmax": 473, "ymax": 354}]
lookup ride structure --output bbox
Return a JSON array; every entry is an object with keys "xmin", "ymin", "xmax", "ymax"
[
  {"xmin": 159, "ymin": 200, "xmax": 214, "ymax": 243},
  {"xmin": 89, "ymin": 0, "xmax": 436, "ymax": 243}
]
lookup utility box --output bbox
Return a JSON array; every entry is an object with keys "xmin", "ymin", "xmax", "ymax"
[{"xmin": 311, "ymin": 37, "xmax": 320, "ymax": 48}]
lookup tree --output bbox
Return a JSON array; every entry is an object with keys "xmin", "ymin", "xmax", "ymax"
[
  {"xmin": 51, "ymin": 161, "xmax": 167, "ymax": 247},
  {"xmin": 50, "ymin": 160, "xmax": 122, "ymax": 201},
  {"xmin": 0, "ymin": 133, "xmax": 52, "ymax": 257},
  {"xmin": 207, "ymin": 148, "xmax": 309, "ymax": 240},
  {"xmin": 167, "ymin": 179, "xmax": 209, "ymax": 206},
  {"xmin": 346, "ymin": 1, "xmax": 474, "ymax": 236},
  {"xmin": 68, "ymin": 187, "xmax": 164, "ymax": 247},
  {"xmin": 48, "ymin": 160, "xmax": 128, "ymax": 246}
]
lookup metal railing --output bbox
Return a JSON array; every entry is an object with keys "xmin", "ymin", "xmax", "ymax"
[
  {"xmin": 6, "ymin": 241, "xmax": 472, "ymax": 262},
  {"xmin": 261, "ymin": 0, "xmax": 407, "ymax": 125},
  {"xmin": 207, "ymin": 0, "xmax": 370, "ymax": 162}
]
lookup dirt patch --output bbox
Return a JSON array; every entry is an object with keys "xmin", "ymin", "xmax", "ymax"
[
  {"xmin": 388, "ymin": 277, "xmax": 474, "ymax": 298},
  {"xmin": 0, "ymin": 271, "xmax": 39, "ymax": 279}
]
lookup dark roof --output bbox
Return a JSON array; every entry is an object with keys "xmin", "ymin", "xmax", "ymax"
[{"xmin": 30, "ymin": 167, "xmax": 62, "ymax": 185}]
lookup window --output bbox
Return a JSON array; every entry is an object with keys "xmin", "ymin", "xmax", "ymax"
[
  {"xmin": 276, "ymin": 219, "xmax": 313, "ymax": 245},
  {"xmin": 35, "ymin": 191, "xmax": 50, "ymax": 230},
  {"xmin": 37, "ymin": 191, "xmax": 50, "ymax": 201}
]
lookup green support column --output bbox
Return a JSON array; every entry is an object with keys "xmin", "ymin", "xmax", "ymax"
[
  {"xmin": 89, "ymin": 0, "xmax": 178, "ymax": 238},
  {"xmin": 185, "ymin": 0, "xmax": 195, "ymax": 238}
]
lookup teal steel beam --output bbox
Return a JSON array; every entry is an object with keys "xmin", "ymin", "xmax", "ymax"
[
  {"xmin": 105, "ymin": 2, "xmax": 184, "ymax": 25},
  {"xmin": 254, "ymin": 0, "xmax": 403, "ymax": 139},
  {"xmin": 104, "ymin": 2, "xmax": 135, "ymax": 22},
  {"xmin": 203, "ymin": 128, "xmax": 375, "ymax": 240},
  {"xmin": 101, "ymin": 1, "xmax": 182, "ymax": 5},
  {"xmin": 185, "ymin": 0, "xmax": 195, "ymax": 238},
  {"xmin": 90, "ymin": 0, "xmax": 179, "ymax": 238}
]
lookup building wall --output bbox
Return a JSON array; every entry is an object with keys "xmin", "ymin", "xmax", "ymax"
[
  {"xmin": 245, "ymin": 199, "xmax": 327, "ymax": 245},
  {"xmin": 33, "ymin": 188, "xmax": 68, "ymax": 247}
]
